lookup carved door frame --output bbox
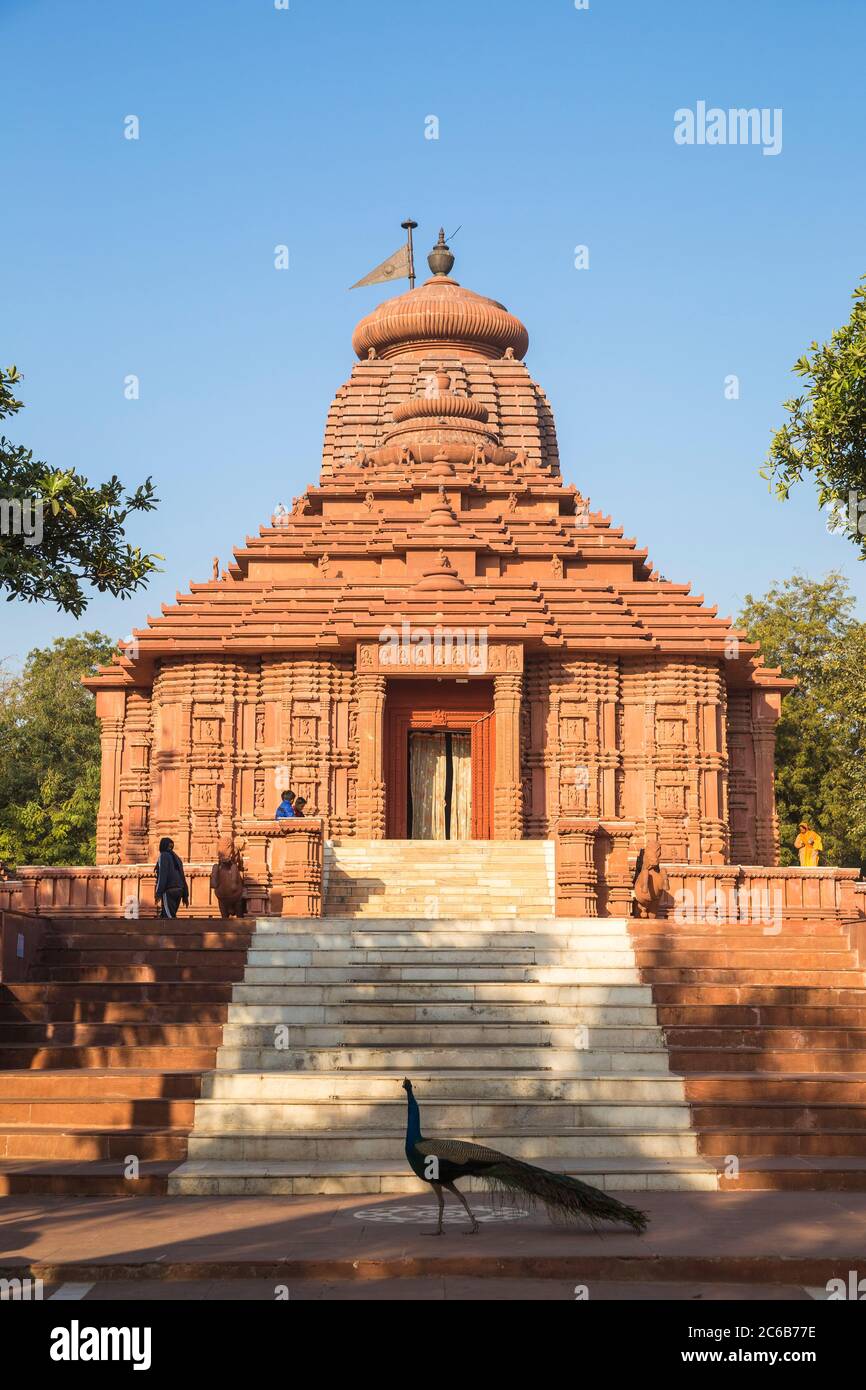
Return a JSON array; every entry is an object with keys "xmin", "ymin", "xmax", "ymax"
[{"xmin": 384, "ymin": 680, "xmax": 495, "ymax": 839}]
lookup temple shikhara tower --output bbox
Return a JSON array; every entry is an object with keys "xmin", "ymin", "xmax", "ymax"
[{"xmin": 80, "ymin": 231, "xmax": 791, "ymax": 914}]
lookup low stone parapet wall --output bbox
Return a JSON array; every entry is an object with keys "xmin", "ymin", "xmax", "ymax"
[
  {"xmin": 0, "ymin": 820, "xmax": 324, "ymax": 919},
  {"xmin": 555, "ymin": 821, "xmax": 863, "ymax": 921}
]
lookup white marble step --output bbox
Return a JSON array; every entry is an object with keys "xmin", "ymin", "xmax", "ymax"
[
  {"xmin": 186, "ymin": 1129, "xmax": 700, "ymax": 1161},
  {"xmin": 168, "ymin": 1155, "xmax": 718, "ymax": 1196},
  {"xmin": 219, "ymin": 1024, "xmax": 665, "ymax": 1048},
  {"xmin": 244, "ymin": 948, "xmax": 636, "ymax": 968},
  {"xmin": 254, "ymin": 917, "xmax": 632, "ymax": 935},
  {"xmin": 244, "ymin": 931, "xmax": 632, "ymax": 950},
  {"xmin": 189, "ymin": 1097, "xmax": 694, "ymax": 1132},
  {"xmin": 230, "ymin": 982, "xmax": 655, "ymax": 1005},
  {"xmin": 226, "ymin": 1002, "xmax": 660, "ymax": 1024},
  {"xmin": 213, "ymin": 1045, "xmax": 672, "ymax": 1073},
  {"xmin": 241, "ymin": 966, "xmax": 642, "ymax": 983},
  {"xmin": 199, "ymin": 1071, "xmax": 691, "ymax": 1102}
]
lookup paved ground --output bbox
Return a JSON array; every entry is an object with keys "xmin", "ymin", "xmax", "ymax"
[{"xmin": 2, "ymin": 1190, "xmax": 864, "ymax": 1299}]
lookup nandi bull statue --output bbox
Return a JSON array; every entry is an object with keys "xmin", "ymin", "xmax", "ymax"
[{"xmin": 210, "ymin": 837, "xmax": 246, "ymax": 918}]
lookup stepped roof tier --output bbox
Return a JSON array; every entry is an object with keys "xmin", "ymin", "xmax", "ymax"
[{"xmin": 86, "ymin": 236, "xmax": 789, "ymax": 697}]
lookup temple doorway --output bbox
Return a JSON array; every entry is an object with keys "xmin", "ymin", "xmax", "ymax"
[
  {"xmin": 408, "ymin": 731, "xmax": 472, "ymax": 840},
  {"xmin": 384, "ymin": 679, "xmax": 494, "ymax": 839}
]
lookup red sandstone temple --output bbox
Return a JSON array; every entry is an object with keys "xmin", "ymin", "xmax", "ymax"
[{"xmin": 14, "ymin": 233, "xmax": 815, "ymax": 918}]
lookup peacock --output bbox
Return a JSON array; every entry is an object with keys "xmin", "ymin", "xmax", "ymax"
[{"xmin": 402, "ymin": 1078, "xmax": 648, "ymax": 1235}]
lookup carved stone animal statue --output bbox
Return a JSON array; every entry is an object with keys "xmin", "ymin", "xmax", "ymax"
[
  {"xmin": 632, "ymin": 839, "xmax": 669, "ymax": 918},
  {"xmin": 210, "ymin": 838, "xmax": 245, "ymax": 918}
]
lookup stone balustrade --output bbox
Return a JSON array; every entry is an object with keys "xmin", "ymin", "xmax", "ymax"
[{"xmin": 0, "ymin": 819, "xmax": 324, "ymax": 919}]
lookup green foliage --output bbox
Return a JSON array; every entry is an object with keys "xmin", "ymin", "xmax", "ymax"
[
  {"xmin": 0, "ymin": 633, "xmax": 116, "ymax": 867},
  {"xmin": 762, "ymin": 277, "xmax": 866, "ymax": 551},
  {"xmin": 0, "ymin": 366, "xmax": 161, "ymax": 617},
  {"xmin": 738, "ymin": 572, "xmax": 866, "ymax": 871}
]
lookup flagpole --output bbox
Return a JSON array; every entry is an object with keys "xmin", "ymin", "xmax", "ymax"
[{"xmin": 401, "ymin": 219, "xmax": 418, "ymax": 289}]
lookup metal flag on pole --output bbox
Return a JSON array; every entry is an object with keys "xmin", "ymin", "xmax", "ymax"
[{"xmin": 350, "ymin": 219, "xmax": 418, "ymax": 290}]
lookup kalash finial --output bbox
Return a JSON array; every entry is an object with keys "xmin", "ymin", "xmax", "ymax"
[{"xmin": 427, "ymin": 228, "xmax": 455, "ymax": 278}]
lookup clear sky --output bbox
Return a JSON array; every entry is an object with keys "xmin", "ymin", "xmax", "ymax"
[{"xmin": 3, "ymin": 0, "xmax": 865, "ymax": 668}]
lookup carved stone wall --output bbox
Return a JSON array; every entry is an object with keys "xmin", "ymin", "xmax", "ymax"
[
  {"xmin": 521, "ymin": 655, "xmax": 620, "ymax": 837},
  {"xmin": 523, "ymin": 653, "xmax": 729, "ymax": 864},
  {"xmin": 620, "ymin": 657, "xmax": 728, "ymax": 864},
  {"xmin": 108, "ymin": 652, "xmax": 359, "ymax": 862}
]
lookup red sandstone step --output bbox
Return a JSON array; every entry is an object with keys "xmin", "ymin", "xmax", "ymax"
[
  {"xmin": 0, "ymin": 1098, "xmax": 196, "ymax": 1127},
  {"xmin": 635, "ymin": 949, "xmax": 860, "ymax": 968},
  {"xmin": 0, "ymin": 1045, "xmax": 218, "ymax": 1068},
  {"xmin": 657, "ymin": 1005, "xmax": 866, "ymax": 1027},
  {"xmin": 0, "ymin": 1002, "xmax": 230, "ymax": 1024},
  {"xmin": 44, "ymin": 932, "xmax": 252, "ymax": 951},
  {"xmin": 40, "ymin": 951, "xmax": 250, "ymax": 971},
  {"xmin": 670, "ymin": 1048, "xmax": 866, "ymax": 1073},
  {"xmin": 0, "ymin": 1159, "xmax": 175, "ymax": 1196},
  {"xmin": 41, "ymin": 917, "xmax": 245, "ymax": 932},
  {"xmin": 0, "ymin": 1070, "xmax": 203, "ymax": 1099},
  {"xmin": 40, "ymin": 966, "xmax": 247, "ymax": 983},
  {"xmin": 651, "ymin": 985, "xmax": 866, "ymax": 1007},
  {"xmin": 643, "ymin": 969, "xmax": 866, "ymax": 987},
  {"xmin": 629, "ymin": 920, "xmax": 848, "ymax": 938},
  {"xmin": 0, "ymin": 1126, "xmax": 190, "ymax": 1160},
  {"xmin": 3, "ymin": 983, "xmax": 235, "ymax": 1003},
  {"xmin": 716, "ymin": 1158, "xmax": 866, "ymax": 1192},
  {"xmin": 696, "ymin": 1131, "xmax": 866, "ymax": 1156},
  {"xmin": 689, "ymin": 1103, "xmax": 866, "ymax": 1131},
  {"xmin": 683, "ymin": 1075, "xmax": 866, "ymax": 1103},
  {"xmin": 0, "ymin": 1023, "xmax": 225, "ymax": 1045},
  {"xmin": 664, "ymin": 1026, "xmax": 866, "ymax": 1049}
]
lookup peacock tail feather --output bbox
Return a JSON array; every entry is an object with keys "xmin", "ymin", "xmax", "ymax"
[{"xmin": 417, "ymin": 1137, "xmax": 648, "ymax": 1233}]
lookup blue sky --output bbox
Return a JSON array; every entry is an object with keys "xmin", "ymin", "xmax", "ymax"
[{"xmin": 3, "ymin": 0, "xmax": 865, "ymax": 667}]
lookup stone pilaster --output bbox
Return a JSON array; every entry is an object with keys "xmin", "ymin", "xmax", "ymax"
[
  {"xmin": 355, "ymin": 672, "xmax": 387, "ymax": 838},
  {"xmin": 493, "ymin": 672, "xmax": 523, "ymax": 839},
  {"xmin": 753, "ymin": 690, "xmax": 781, "ymax": 866},
  {"xmin": 95, "ymin": 690, "xmax": 125, "ymax": 864}
]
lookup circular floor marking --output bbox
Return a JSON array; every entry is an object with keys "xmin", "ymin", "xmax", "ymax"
[{"xmin": 353, "ymin": 1204, "xmax": 531, "ymax": 1224}]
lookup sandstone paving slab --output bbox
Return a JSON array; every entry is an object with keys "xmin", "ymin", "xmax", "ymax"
[{"xmin": 3, "ymin": 1192, "xmax": 866, "ymax": 1280}]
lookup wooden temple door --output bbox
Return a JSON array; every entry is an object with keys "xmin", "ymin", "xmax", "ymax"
[{"xmin": 384, "ymin": 681, "xmax": 494, "ymax": 840}]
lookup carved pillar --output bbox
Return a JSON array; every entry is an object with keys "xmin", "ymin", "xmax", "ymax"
[
  {"xmin": 355, "ymin": 673, "xmax": 387, "ymax": 838},
  {"xmin": 555, "ymin": 821, "xmax": 599, "ymax": 917},
  {"xmin": 493, "ymin": 672, "xmax": 523, "ymax": 839},
  {"xmin": 753, "ymin": 690, "xmax": 781, "ymax": 865},
  {"xmin": 120, "ymin": 690, "xmax": 152, "ymax": 862},
  {"xmin": 95, "ymin": 690, "xmax": 125, "ymax": 864},
  {"xmin": 596, "ymin": 820, "xmax": 637, "ymax": 917}
]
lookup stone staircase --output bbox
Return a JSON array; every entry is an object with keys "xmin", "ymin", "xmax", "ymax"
[
  {"xmin": 168, "ymin": 913, "xmax": 716, "ymax": 1196},
  {"xmin": 631, "ymin": 915, "xmax": 866, "ymax": 1189},
  {"xmin": 0, "ymin": 918, "xmax": 253, "ymax": 1194},
  {"xmin": 323, "ymin": 840, "xmax": 555, "ymax": 917}
]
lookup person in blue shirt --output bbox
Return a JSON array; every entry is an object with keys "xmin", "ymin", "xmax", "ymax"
[{"xmin": 275, "ymin": 790, "xmax": 296, "ymax": 820}]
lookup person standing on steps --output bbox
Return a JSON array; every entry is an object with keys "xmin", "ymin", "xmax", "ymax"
[
  {"xmin": 275, "ymin": 789, "xmax": 296, "ymax": 820},
  {"xmin": 154, "ymin": 837, "xmax": 189, "ymax": 919},
  {"xmin": 293, "ymin": 796, "xmax": 308, "ymax": 818}
]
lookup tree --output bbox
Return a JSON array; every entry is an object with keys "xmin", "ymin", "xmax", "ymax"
[
  {"xmin": 0, "ymin": 633, "xmax": 116, "ymax": 867},
  {"xmin": 0, "ymin": 366, "xmax": 161, "ymax": 616},
  {"xmin": 737, "ymin": 572, "xmax": 866, "ymax": 871},
  {"xmin": 762, "ymin": 276, "xmax": 866, "ymax": 552}
]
